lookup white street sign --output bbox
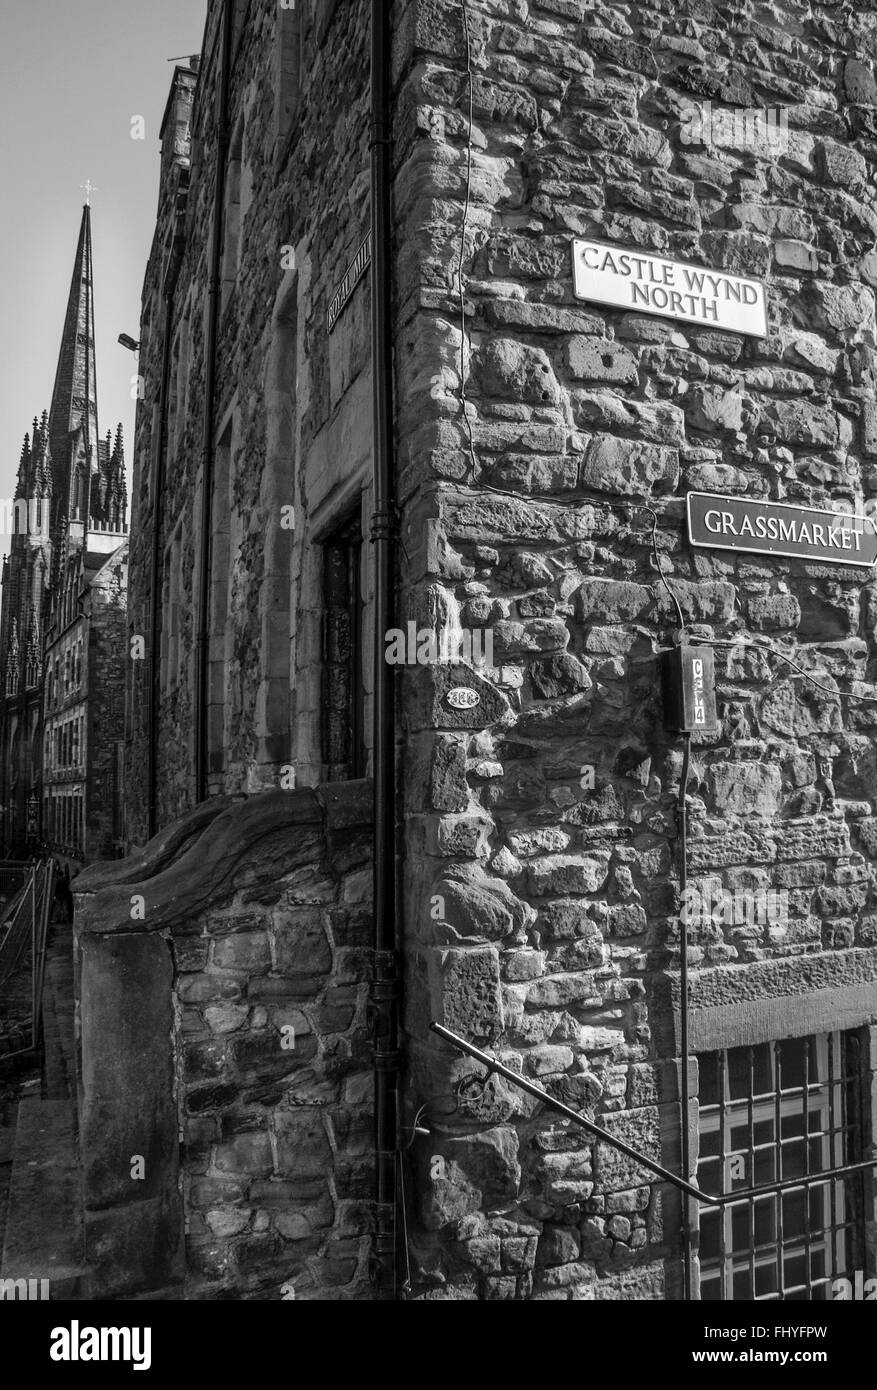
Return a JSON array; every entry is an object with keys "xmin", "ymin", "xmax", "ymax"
[{"xmin": 572, "ymin": 238, "xmax": 768, "ymax": 337}]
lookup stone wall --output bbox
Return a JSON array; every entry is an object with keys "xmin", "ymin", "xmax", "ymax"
[
  {"xmin": 393, "ymin": 0, "xmax": 877, "ymax": 1298},
  {"xmin": 122, "ymin": 0, "xmax": 877, "ymax": 1300},
  {"xmin": 85, "ymin": 543, "xmax": 128, "ymax": 859},
  {"xmin": 126, "ymin": 0, "xmax": 374, "ymax": 844},
  {"xmin": 74, "ymin": 779, "xmax": 373, "ymax": 1300}
]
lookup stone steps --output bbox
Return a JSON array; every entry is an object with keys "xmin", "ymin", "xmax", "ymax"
[
  {"xmin": 0, "ymin": 1099, "xmax": 16, "ymax": 1264},
  {"xmin": 0, "ymin": 917, "xmax": 88, "ymax": 1300}
]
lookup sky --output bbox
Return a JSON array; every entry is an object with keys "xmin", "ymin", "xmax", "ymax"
[{"xmin": 0, "ymin": 0, "xmax": 206, "ymax": 517}]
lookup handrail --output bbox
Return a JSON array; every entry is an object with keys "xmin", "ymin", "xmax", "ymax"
[
  {"xmin": 430, "ymin": 1023, "xmax": 877, "ymax": 1208},
  {"xmin": 0, "ymin": 876, "xmax": 33, "ymax": 991}
]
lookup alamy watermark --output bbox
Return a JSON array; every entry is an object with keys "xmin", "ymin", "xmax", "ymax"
[
  {"xmin": 680, "ymin": 100, "xmax": 789, "ymax": 156},
  {"xmin": 681, "ymin": 882, "xmax": 789, "ymax": 930},
  {"xmin": 384, "ymin": 622, "xmax": 493, "ymax": 668},
  {"xmin": 832, "ymin": 1271, "xmax": 877, "ymax": 1299},
  {"xmin": 0, "ymin": 496, "xmax": 50, "ymax": 543},
  {"xmin": 50, "ymin": 1322, "xmax": 151, "ymax": 1370},
  {"xmin": 0, "ymin": 1277, "xmax": 50, "ymax": 1300}
]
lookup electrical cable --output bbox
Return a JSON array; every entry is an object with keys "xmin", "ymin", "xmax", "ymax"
[
  {"xmin": 641, "ymin": 503, "xmax": 686, "ymax": 631},
  {"xmin": 677, "ymin": 731, "xmax": 693, "ymax": 1301},
  {"xmin": 397, "ymin": 1148, "xmax": 413, "ymax": 1299},
  {"xmin": 448, "ymin": 23, "xmax": 684, "ymax": 636},
  {"xmin": 688, "ymin": 634, "xmax": 877, "ymax": 707},
  {"xmin": 457, "ymin": 0, "xmax": 477, "ymax": 476}
]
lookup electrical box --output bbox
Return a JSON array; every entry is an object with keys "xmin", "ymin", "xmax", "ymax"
[{"xmin": 662, "ymin": 642, "xmax": 718, "ymax": 733}]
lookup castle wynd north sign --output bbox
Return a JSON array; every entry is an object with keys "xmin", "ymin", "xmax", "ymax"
[
  {"xmin": 571, "ymin": 238, "xmax": 768, "ymax": 337},
  {"xmin": 687, "ymin": 492, "xmax": 877, "ymax": 567}
]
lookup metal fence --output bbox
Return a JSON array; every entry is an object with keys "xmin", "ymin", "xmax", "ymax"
[
  {"xmin": 0, "ymin": 861, "xmax": 56, "ymax": 1057},
  {"xmin": 0, "ymin": 860, "xmax": 31, "ymax": 908}
]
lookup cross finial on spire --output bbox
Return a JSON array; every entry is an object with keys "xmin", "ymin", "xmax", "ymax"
[{"xmin": 80, "ymin": 179, "xmax": 98, "ymax": 206}]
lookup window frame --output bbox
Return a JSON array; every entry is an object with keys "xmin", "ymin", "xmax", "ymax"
[{"xmin": 695, "ymin": 1031, "xmax": 867, "ymax": 1301}]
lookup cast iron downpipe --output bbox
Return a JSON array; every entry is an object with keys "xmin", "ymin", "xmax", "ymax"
[
  {"xmin": 194, "ymin": 0, "xmax": 234, "ymax": 804},
  {"xmin": 369, "ymin": 0, "xmax": 401, "ymax": 1299}
]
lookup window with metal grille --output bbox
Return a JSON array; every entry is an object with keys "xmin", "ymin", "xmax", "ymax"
[
  {"xmin": 696, "ymin": 1032, "xmax": 866, "ymax": 1301},
  {"xmin": 322, "ymin": 512, "xmax": 365, "ymax": 781}
]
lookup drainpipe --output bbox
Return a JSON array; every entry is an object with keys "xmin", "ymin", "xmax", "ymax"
[
  {"xmin": 194, "ymin": 0, "xmax": 234, "ymax": 804},
  {"xmin": 368, "ymin": 0, "xmax": 401, "ymax": 1300}
]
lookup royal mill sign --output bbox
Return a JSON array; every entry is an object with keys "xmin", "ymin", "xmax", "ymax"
[
  {"xmin": 687, "ymin": 493, "xmax": 877, "ymax": 567},
  {"xmin": 571, "ymin": 238, "xmax": 768, "ymax": 337}
]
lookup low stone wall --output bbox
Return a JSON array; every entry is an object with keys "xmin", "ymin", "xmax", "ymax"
[{"xmin": 74, "ymin": 780, "xmax": 373, "ymax": 1300}]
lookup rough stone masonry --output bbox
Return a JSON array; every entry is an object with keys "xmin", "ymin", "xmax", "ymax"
[
  {"xmin": 110, "ymin": 0, "xmax": 877, "ymax": 1300},
  {"xmin": 394, "ymin": 0, "xmax": 877, "ymax": 1299}
]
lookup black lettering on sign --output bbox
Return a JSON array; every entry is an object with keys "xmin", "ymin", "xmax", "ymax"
[{"xmin": 687, "ymin": 491, "xmax": 877, "ymax": 567}]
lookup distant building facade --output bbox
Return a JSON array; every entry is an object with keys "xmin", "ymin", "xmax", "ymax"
[
  {"xmin": 0, "ymin": 205, "xmax": 128, "ymax": 869},
  {"xmin": 43, "ymin": 537, "xmax": 128, "ymax": 873}
]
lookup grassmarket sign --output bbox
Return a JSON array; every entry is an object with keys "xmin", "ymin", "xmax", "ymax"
[{"xmin": 687, "ymin": 493, "xmax": 877, "ymax": 567}]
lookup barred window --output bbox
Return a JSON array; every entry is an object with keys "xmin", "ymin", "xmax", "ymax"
[{"xmin": 696, "ymin": 1032, "xmax": 866, "ymax": 1300}]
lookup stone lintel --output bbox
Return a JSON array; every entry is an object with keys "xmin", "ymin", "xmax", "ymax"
[{"xmin": 662, "ymin": 948, "xmax": 877, "ymax": 1054}]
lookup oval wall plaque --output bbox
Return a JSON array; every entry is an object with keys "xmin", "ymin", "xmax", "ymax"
[{"xmin": 446, "ymin": 687, "xmax": 480, "ymax": 710}]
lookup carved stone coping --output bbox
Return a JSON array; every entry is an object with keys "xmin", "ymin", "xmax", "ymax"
[{"xmin": 73, "ymin": 780, "xmax": 372, "ymax": 937}]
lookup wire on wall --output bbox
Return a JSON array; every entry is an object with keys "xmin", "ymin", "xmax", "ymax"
[
  {"xmin": 457, "ymin": 0, "xmax": 477, "ymax": 476},
  {"xmin": 641, "ymin": 503, "xmax": 686, "ymax": 632},
  {"xmin": 677, "ymin": 729, "xmax": 693, "ymax": 1302},
  {"xmin": 689, "ymin": 634, "xmax": 877, "ymax": 708}
]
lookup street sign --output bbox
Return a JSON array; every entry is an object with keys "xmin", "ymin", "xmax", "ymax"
[
  {"xmin": 687, "ymin": 492, "xmax": 877, "ymax": 567},
  {"xmin": 327, "ymin": 233, "xmax": 371, "ymax": 333},
  {"xmin": 572, "ymin": 238, "xmax": 768, "ymax": 337}
]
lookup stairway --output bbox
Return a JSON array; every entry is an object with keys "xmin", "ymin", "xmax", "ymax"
[{"xmin": 0, "ymin": 918, "xmax": 89, "ymax": 1300}]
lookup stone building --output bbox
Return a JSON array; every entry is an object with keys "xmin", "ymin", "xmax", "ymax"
[
  {"xmin": 78, "ymin": 0, "xmax": 877, "ymax": 1301},
  {"xmin": 0, "ymin": 421, "xmax": 53, "ymax": 856},
  {"xmin": 42, "ymin": 536, "xmax": 129, "ymax": 873},
  {"xmin": 0, "ymin": 205, "xmax": 128, "ymax": 865}
]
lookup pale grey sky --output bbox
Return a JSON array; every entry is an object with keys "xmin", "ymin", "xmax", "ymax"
[{"xmin": 0, "ymin": 0, "xmax": 206, "ymax": 519}]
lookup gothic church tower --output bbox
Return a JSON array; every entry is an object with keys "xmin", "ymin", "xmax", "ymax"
[{"xmin": 0, "ymin": 204, "xmax": 127, "ymax": 856}]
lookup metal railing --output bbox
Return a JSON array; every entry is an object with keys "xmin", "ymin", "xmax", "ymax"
[
  {"xmin": 0, "ymin": 860, "xmax": 56, "ymax": 1058},
  {"xmin": 0, "ymin": 860, "xmax": 31, "ymax": 907},
  {"xmin": 431, "ymin": 1023, "xmax": 877, "ymax": 1208}
]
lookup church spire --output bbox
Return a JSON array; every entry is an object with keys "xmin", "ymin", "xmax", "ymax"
[
  {"xmin": 34, "ymin": 410, "xmax": 52, "ymax": 498},
  {"xmin": 15, "ymin": 431, "xmax": 31, "ymax": 500},
  {"xmin": 90, "ymin": 421, "xmax": 127, "ymax": 532},
  {"xmin": 110, "ymin": 423, "xmax": 127, "ymax": 531},
  {"xmin": 48, "ymin": 203, "xmax": 99, "ymax": 532}
]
